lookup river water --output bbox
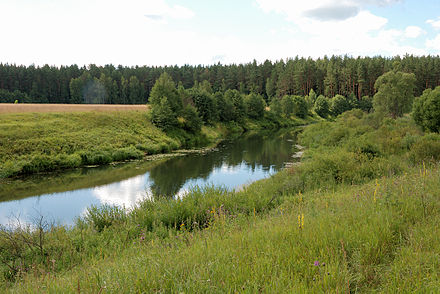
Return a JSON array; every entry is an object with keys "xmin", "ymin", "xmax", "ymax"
[{"xmin": 0, "ymin": 129, "xmax": 298, "ymax": 227}]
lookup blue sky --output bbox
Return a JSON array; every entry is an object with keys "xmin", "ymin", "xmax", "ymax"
[{"xmin": 1, "ymin": 0, "xmax": 439, "ymax": 66}]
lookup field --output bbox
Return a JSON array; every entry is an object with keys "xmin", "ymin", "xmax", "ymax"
[{"xmin": 0, "ymin": 103, "xmax": 149, "ymax": 114}]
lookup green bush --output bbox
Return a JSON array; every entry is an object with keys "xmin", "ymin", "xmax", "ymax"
[
  {"xmin": 409, "ymin": 134, "xmax": 440, "ymax": 163},
  {"xmin": 291, "ymin": 95, "xmax": 308, "ymax": 118},
  {"xmin": 413, "ymin": 87, "xmax": 440, "ymax": 133},
  {"xmin": 180, "ymin": 105, "xmax": 202, "ymax": 133},
  {"xmin": 314, "ymin": 95, "xmax": 330, "ymax": 118},
  {"xmin": 330, "ymin": 94, "xmax": 352, "ymax": 116},
  {"xmin": 244, "ymin": 93, "xmax": 266, "ymax": 119}
]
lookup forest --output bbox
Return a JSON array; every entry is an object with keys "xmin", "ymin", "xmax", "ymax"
[{"xmin": 1, "ymin": 55, "xmax": 440, "ymax": 105}]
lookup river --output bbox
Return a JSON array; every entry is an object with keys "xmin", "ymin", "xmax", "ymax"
[{"xmin": 0, "ymin": 129, "xmax": 299, "ymax": 227}]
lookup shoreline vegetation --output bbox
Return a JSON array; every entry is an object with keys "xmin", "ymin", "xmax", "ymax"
[{"xmin": 1, "ymin": 68, "xmax": 440, "ymax": 292}]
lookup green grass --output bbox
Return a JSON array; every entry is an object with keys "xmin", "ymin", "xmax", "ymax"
[
  {"xmin": 1, "ymin": 109, "xmax": 440, "ymax": 292},
  {"xmin": 0, "ymin": 111, "xmax": 200, "ymax": 178}
]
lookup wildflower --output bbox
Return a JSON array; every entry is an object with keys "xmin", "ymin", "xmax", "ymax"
[
  {"xmin": 373, "ymin": 179, "xmax": 379, "ymax": 203},
  {"xmin": 314, "ymin": 261, "xmax": 320, "ymax": 266},
  {"xmin": 298, "ymin": 214, "xmax": 304, "ymax": 230}
]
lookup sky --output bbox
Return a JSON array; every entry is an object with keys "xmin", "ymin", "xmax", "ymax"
[{"xmin": 1, "ymin": 0, "xmax": 440, "ymax": 66}]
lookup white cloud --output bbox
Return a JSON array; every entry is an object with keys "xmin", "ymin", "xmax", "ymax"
[
  {"xmin": 0, "ymin": 0, "xmax": 428, "ymax": 66},
  {"xmin": 0, "ymin": 0, "xmax": 196, "ymax": 66},
  {"xmin": 254, "ymin": 0, "xmax": 426, "ymax": 58},
  {"xmin": 404, "ymin": 26, "xmax": 425, "ymax": 38},
  {"xmin": 255, "ymin": 0, "xmax": 400, "ymax": 22},
  {"xmin": 427, "ymin": 17, "xmax": 440, "ymax": 30},
  {"xmin": 426, "ymin": 34, "xmax": 440, "ymax": 51}
]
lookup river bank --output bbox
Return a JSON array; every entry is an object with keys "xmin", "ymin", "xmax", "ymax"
[{"xmin": 0, "ymin": 129, "xmax": 299, "ymax": 227}]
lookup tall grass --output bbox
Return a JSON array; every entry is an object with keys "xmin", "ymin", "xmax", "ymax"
[{"xmin": 6, "ymin": 164, "xmax": 440, "ymax": 293}]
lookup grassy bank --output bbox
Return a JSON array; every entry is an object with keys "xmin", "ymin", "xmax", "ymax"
[
  {"xmin": 0, "ymin": 111, "xmax": 210, "ymax": 178},
  {"xmin": 1, "ymin": 110, "xmax": 439, "ymax": 292}
]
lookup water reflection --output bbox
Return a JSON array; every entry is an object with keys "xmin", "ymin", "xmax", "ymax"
[
  {"xmin": 92, "ymin": 174, "xmax": 150, "ymax": 207},
  {"xmin": 0, "ymin": 129, "xmax": 297, "ymax": 226},
  {"xmin": 148, "ymin": 131, "xmax": 293, "ymax": 197}
]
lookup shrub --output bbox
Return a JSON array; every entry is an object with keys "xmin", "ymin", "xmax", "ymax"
[
  {"xmin": 269, "ymin": 97, "xmax": 282, "ymax": 116},
  {"xmin": 413, "ymin": 87, "xmax": 440, "ymax": 133},
  {"xmin": 245, "ymin": 93, "xmax": 265, "ymax": 119},
  {"xmin": 291, "ymin": 95, "xmax": 308, "ymax": 118},
  {"xmin": 180, "ymin": 105, "xmax": 202, "ymax": 133},
  {"xmin": 314, "ymin": 95, "xmax": 330, "ymax": 118},
  {"xmin": 281, "ymin": 95, "xmax": 294, "ymax": 117},
  {"xmin": 409, "ymin": 134, "xmax": 440, "ymax": 163},
  {"xmin": 150, "ymin": 97, "xmax": 177, "ymax": 131},
  {"xmin": 330, "ymin": 94, "xmax": 352, "ymax": 116}
]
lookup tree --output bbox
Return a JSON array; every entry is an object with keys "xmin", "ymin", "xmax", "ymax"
[
  {"xmin": 215, "ymin": 92, "xmax": 235, "ymax": 122},
  {"xmin": 149, "ymin": 73, "xmax": 182, "ymax": 113},
  {"xmin": 244, "ymin": 93, "xmax": 265, "ymax": 119},
  {"xmin": 314, "ymin": 95, "xmax": 330, "ymax": 118},
  {"xmin": 269, "ymin": 97, "xmax": 282, "ymax": 116},
  {"xmin": 128, "ymin": 76, "xmax": 144, "ymax": 104},
  {"xmin": 281, "ymin": 95, "xmax": 294, "ymax": 118},
  {"xmin": 266, "ymin": 77, "xmax": 276, "ymax": 99},
  {"xmin": 305, "ymin": 89, "xmax": 317, "ymax": 110},
  {"xmin": 373, "ymin": 71, "xmax": 416, "ymax": 118},
  {"xmin": 291, "ymin": 95, "xmax": 308, "ymax": 118},
  {"xmin": 180, "ymin": 105, "xmax": 202, "ymax": 133},
  {"xmin": 150, "ymin": 97, "xmax": 176, "ymax": 131},
  {"xmin": 224, "ymin": 89, "xmax": 245, "ymax": 121},
  {"xmin": 413, "ymin": 87, "xmax": 440, "ymax": 133},
  {"xmin": 120, "ymin": 77, "xmax": 129, "ymax": 104},
  {"xmin": 69, "ymin": 78, "xmax": 83, "ymax": 104},
  {"xmin": 188, "ymin": 87, "xmax": 217, "ymax": 123},
  {"xmin": 357, "ymin": 96, "xmax": 373, "ymax": 112},
  {"xmin": 330, "ymin": 94, "xmax": 352, "ymax": 116}
]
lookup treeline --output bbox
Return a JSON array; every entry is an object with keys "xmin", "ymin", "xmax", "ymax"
[{"xmin": 1, "ymin": 55, "xmax": 440, "ymax": 104}]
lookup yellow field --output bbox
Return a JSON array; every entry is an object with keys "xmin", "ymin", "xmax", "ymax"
[{"xmin": 0, "ymin": 103, "xmax": 149, "ymax": 114}]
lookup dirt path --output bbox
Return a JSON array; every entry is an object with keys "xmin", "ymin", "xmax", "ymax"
[{"xmin": 0, "ymin": 104, "xmax": 149, "ymax": 114}]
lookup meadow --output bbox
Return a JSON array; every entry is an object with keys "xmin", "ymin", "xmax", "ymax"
[
  {"xmin": 1, "ymin": 109, "xmax": 439, "ymax": 292},
  {"xmin": 0, "ymin": 110, "xmax": 218, "ymax": 179}
]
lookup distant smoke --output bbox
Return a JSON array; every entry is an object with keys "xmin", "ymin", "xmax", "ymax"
[{"xmin": 83, "ymin": 80, "xmax": 107, "ymax": 104}]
